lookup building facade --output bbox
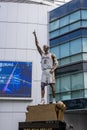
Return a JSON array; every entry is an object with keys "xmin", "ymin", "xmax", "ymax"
[
  {"xmin": 0, "ymin": 1, "xmax": 72, "ymax": 130},
  {"xmin": 49, "ymin": 0, "xmax": 87, "ymax": 109},
  {"xmin": 0, "ymin": 1, "xmax": 53, "ymax": 130}
]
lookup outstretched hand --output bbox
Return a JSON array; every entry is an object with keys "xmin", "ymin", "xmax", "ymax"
[{"xmin": 33, "ymin": 30, "xmax": 36, "ymax": 36}]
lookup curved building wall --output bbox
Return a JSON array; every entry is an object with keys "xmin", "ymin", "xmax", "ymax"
[{"xmin": 0, "ymin": 2, "xmax": 52, "ymax": 130}]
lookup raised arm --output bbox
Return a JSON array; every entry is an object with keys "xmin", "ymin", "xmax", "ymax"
[{"xmin": 33, "ymin": 31, "xmax": 43, "ymax": 55}]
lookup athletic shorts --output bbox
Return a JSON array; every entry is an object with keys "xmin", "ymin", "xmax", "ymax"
[{"xmin": 41, "ymin": 69, "xmax": 55, "ymax": 84}]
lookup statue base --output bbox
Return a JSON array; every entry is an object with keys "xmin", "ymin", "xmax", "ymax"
[{"xmin": 26, "ymin": 104, "xmax": 64, "ymax": 122}]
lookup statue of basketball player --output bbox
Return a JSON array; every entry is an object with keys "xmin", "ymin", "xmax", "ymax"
[{"xmin": 33, "ymin": 31, "xmax": 58, "ymax": 104}]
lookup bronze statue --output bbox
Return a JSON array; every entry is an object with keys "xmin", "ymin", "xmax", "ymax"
[{"xmin": 33, "ymin": 31, "xmax": 58, "ymax": 104}]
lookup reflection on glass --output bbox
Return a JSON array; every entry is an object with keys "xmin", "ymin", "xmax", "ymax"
[
  {"xmin": 70, "ymin": 10, "xmax": 80, "ymax": 23},
  {"xmin": 55, "ymin": 78, "xmax": 60, "ymax": 93},
  {"xmin": 60, "ymin": 15, "xmax": 69, "ymax": 27},
  {"xmin": 85, "ymin": 90, "xmax": 87, "ymax": 98},
  {"xmin": 82, "ymin": 38, "xmax": 87, "ymax": 52},
  {"xmin": 60, "ymin": 43, "xmax": 69, "ymax": 58},
  {"xmin": 71, "ymin": 73, "xmax": 83, "ymax": 90},
  {"xmin": 71, "ymin": 54, "xmax": 82, "ymax": 63},
  {"xmin": 83, "ymin": 53, "xmax": 87, "ymax": 60},
  {"xmin": 49, "ymin": 20, "xmax": 59, "ymax": 31},
  {"xmin": 60, "ymin": 57, "xmax": 70, "ymax": 66},
  {"xmin": 81, "ymin": 10, "xmax": 87, "ymax": 19},
  {"xmin": 70, "ymin": 38, "xmax": 82, "ymax": 55},
  {"xmin": 61, "ymin": 92, "xmax": 71, "ymax": 100},
  {"xmin": 49, "ymin": 30, "xmax": 59, "ymax": 39},
  {"xmin": 60, "ymin": 75, "xmax": 71, "ymax": 92},
  {"xmin": 56, "ymin": 93, "xmax": 61, "ymax": 101},
  {"xmin": 70, "ymin": 21, "xmax": 81, "ymax": 31},
  {"xmin": 84, "ymin": 72, "xmax": 87, "ymax": 89},
  {"xmin": 72, "ymin": 90, "xmax": 84, "ymax": 98},
  {"xmin": 50, "ymin": 46, "xmax": 60, "ymax": 58},
  {"xmin": 60, "ymin": 26, "xmax": 69, "ymax": 35},
  {"xmin": 82, "ymin": 21, "xmax": 87, "ymax": 27}
]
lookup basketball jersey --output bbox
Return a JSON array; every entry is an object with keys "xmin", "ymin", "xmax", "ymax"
[{"xmin": 41, "ymin": 52, "xmax": 53, "ymax": 70}]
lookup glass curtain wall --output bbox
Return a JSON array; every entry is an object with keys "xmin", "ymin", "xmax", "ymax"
[
  {"xmin": 49, "ymin": 72, "xmax": 84, "ymax": 101},
  {"xmin": 49, "ymin": 10, "xmax": 81, "ymax": 39},
  {"xmin": 49, "ymin": 9, "xmax": 87, "ymax": 102},
  {"xmin": 50, "ymin": 9, "xmax": 87, "ymax": 67}
]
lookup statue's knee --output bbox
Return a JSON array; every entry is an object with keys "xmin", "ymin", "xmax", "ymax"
[{"xmin": 41, "ymin": 82, "xmax": 45, "ymax": 91}]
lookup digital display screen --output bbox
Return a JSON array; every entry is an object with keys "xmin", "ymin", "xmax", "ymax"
[{"xmin": 0, "ymin": 61, "xmax": 32, "ymax": 98}]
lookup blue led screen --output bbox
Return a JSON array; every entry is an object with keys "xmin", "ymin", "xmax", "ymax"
[{"xmin": 0, "ymin": 61, "xmax": 32, "ymax": 98}]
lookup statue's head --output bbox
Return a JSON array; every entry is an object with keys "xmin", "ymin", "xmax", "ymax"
[{"xmin": 43, "ymin": 45, "xmax": 49, "ymax": 53}]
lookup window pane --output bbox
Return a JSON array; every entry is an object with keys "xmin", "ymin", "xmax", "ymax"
[
  {"xmin": 49, "ymin": 30, "xmax": 59, "ymax": 39},
  {"xmin": 71, "ymin": 54, "xmax": 82, "ymax": 63},
  {"xmin": 60, "ymin": 26, "xmax": 69, "ymax": 35},
  {"xmin": 60, "ymin": 43, "xmax": 69, "ymax": 58},
  {"xmin": 49, "ymin": 20, "xmax": 59, "ymax": 31},
  {"xmin": 83, "ymin": 53, "xmax": 87, "ymax": 60},
  {"xmin": 70, "ymin": 38, "xmax": 82, "ymax": 55},
  {"xmin": 70, "ymin": 11, "xmax": 80, "ymax": 23},
  {"xmin": 84, "ymin": 72, "xmax": 87, "ymax": 89},
  {"xmin": 82, "ymin": 21, "xmax": 87, "ymax": 27},
  {"xmin": 61, "ymin": 92, "xmax": 71, "ymax": 100},
  {"xmin": 85, "ymin": 90, "xmax": 87, "ymax": 98},
  {"xmin": 56, "ymin": 93, "xmax": 61, "ymax": 101},
  {"xmin": 82, "ymin": 38, "xmax": 87, "ymax": 52},
  {"xmin": 60, "ymin": 75, "xmax": 71, "ymax": 92},
  {"xmin": 60, "ymin": 57, "xmax": 70, "ymax": 66},
  {"xmin": 58, "ymin": 59, "xmax": 61, "ymax": 66},
  {"xmin": 50, "ymin": 46, "xmax": 59, "ymax": 59},
  {"xmin": 81, "ymin": 10, "xmax": 87, "ymax": 19},
  {"xmin": 70, "ymin": 21, "xmax": 81, "ymax": 31},
  {"xmin": 60, "ymin": 15, "xmax": 69, "ymax": 27},
  {"xmin": 72, "ymin": 90, "xmax": 84, "ymax": 99},
  {"xmin": 71, "ymin": 73, "xmax": 83, "ymax": 90},
  {"xmin": 55, "ymin": 78, "xmax": 60, "ymax": 93}
]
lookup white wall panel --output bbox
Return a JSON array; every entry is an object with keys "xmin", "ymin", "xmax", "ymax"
[
  {"xmin": 15, "ymin": 49, "xmax": 27, "ymax": 61},
  {"xmin": 0, "ymin": 112, "xmax": 25, "ymax": 130},
  {"xmin": 26, "ymin": 49, "xmax": 37, "ymax": 79},
  {"xmin": 0, "ymin": 22, "xmax": 7, "ymax": 47},
  {"xmin": 16, "ymin": 23, "xmax": 27, "ymax": 48},
  {"xmin": 0, "ymin": 2, "xmax": 53, "ymax": 130},
  {"xmin": 32, "ymin": 81, "xmax": 41, "ymax": 105},
  {"xmin": 6, "ymin": 23, "xmax": 17, "ymax": 48},
  {"xmin": 0, "ymin": 101, "xmax": 13, "ymax": 111},
  {"xmin": 12, "ymin": 102, "xmax": 27, "ymax": 112},
  {"xmin": 27, "ymin": 24, "xmax": 38, "ymax": 49},
  {"xmin": 0, "ymin": 100, "xmax": 32, "ymax": 112},
  {"xmin": 27, "ymin": 4, "xmax": 39, "ymax": 23},
  {"xmin": 7, "ymin": 3, "xmax": 18, "ymax": 22},
  {"xmin": 35, "ymin": 51, "xmax": 42, "ymax": 80},
  {"xmin": 0, "ymin": 113, "xmax": 12, "ymax": 130},
  {"xmin": 0, "ymin": 49, "xmax": 5, "ymax": 60},
  {"xmin": 17, "ymin": 3, "xmax": 28, "ymax": 23},
  {"xmin": 38, "ymin": 25, "xmax": 48, "ymax": 46},
  {"xmin": 38, "ymin": 5, "xmax": 48, "ymax": 24},
  {"xmin": 4, "ymin": 49, "xmax": 16, "ymax": 61},
  {"xmin": 26, "ymin": 49, "xmax": 36, "ymax": 62},
  {"xmin": 0, "ymin": 3, "xmax": 8, "ymax": 21},
  {"xmin": 11, "ymin": 113, "xmax": 25, "ymax": 129}
]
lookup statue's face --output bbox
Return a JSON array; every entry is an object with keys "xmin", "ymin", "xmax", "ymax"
[{"xmin": 43, "ymin": 45, "xmax": 49, "ymax": 53}]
